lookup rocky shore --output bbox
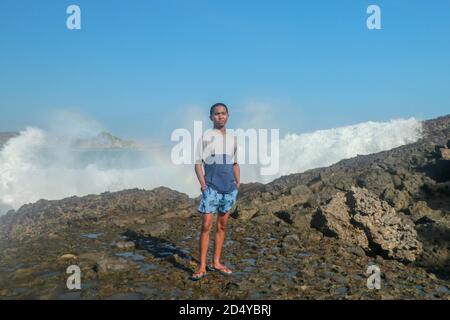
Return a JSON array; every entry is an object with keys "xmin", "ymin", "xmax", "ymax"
[{"xmin": 0, "ymin": 115, "xmax": 449, "ymax": 300}]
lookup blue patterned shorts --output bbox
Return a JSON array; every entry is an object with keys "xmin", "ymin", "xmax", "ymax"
[{"xmin": 197, "ymin": 186, "xmax": 238, "ymax": 215}]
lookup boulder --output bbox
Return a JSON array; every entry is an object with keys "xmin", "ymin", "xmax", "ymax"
[
  {"xmin": 348, "ymin": 187, "xmax": 422, "ymax": 263},
  {"xmin": 312, "ymin": 186, "xmax": 423, "ymax": 263},
  {"xmin": 311, "ymin": 192, "xmax": 369, "ymax": 249}
]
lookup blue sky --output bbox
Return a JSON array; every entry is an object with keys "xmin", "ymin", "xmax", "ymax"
[{"xmin": 0, "ymin": 0, "xmax": 449, "ymax": 143}]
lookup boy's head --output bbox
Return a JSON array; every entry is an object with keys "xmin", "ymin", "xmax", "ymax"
[{"xmin": 209, "ymin": 102, "xmax": 229, "ymax": 128}]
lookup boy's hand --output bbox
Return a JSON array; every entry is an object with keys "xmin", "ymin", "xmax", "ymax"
[
  {"xmin": 235, "ymin": 182, "xmax": 240, "ymax": 190},
  {"xmin": 200, "ymin": 185, "xmax": 208, "ymax": 192}
]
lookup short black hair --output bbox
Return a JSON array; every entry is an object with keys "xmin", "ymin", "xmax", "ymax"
[{"xmin": 210, "ymin": 102, "xmax": 229, "ymax": 116}]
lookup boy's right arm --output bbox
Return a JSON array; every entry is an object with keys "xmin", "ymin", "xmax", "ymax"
[{"xmin": 195, "ymin": 163, "xmax": 207, "ymax": 192}]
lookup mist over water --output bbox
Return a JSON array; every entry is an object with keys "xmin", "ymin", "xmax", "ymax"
[{"xmin": 0, "ymin": 118, "xmax": 423, "ymax": 215}]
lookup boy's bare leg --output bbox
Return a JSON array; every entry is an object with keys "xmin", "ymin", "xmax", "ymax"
[
  {"xmin": 213, "ymin": 211, "xmax": 231, "ymax": 270},
  {"xmin": 193, "ymin": 214, "xmax": 213, "ymax": 276}
]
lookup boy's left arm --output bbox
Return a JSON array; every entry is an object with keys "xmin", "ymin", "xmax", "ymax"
[
  {"xmin": 233, "ymin": 163, "xmax": 240, "ymax": 190},
  {"xmin": 233, "ymin": 136, "xmax": 240, "ymax": 189}
]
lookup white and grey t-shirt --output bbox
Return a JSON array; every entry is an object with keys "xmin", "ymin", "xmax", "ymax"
[{"xmin": 195, "ymin": 129, "xmax": 238, "ymax": 193}]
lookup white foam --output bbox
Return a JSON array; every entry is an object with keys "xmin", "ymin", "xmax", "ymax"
[{"xmin": 279, "ymin": 117, "xmax": 423, "ymax": 176}]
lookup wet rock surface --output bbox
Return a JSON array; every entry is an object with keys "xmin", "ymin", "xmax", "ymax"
[{"xmin": 0, "ymin": 115, "xmax": 449, "ymax": 299}]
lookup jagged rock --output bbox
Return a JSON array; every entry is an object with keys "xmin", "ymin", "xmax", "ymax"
[
  {"xmin": 381, "ymin": 188, "xmax": 411, "ymax": 210},
  {"xmin": 406, "ymin": 201, "xmax": 443, "ymax": 223},
  {"xmin": 290, "ymin": 185, "xmax": 313, "ymax": 201},
  {"xmin": 349, "ymin": 186, "xmax": 422, "ymax": 263},
  {"xmin": 333, "ymin": 177, "xmax": 355, "ymax": 192},
  {"xmin": 307, "ymin": 178, "xmax": 323, "ymax": 193},
  {"xmin": 236, "ymin": 184, "xmax": 313, "ymax": 220},
  {"xmin": 392, "ymin": 175, "xmax": 402, "ymax": 188},
  {"xmin": 0, "ymin": 187, "xmax": 194, "ymax": 241},
  {"xmin": 311, "ymin": 192, "xmax": 369, "ymax": 249},
  {"xmin": 312, "ymin": 186, "xmax": 423, "ymax": 263},
  {"xmin": 401, "ymin": 174, "xmax": 425, "ymax": 195},
  {"xmin": 290, "ymin": 208, "xmax": 314, "ymax": 232},
  {"xmin": 356, "ymin": 170, "xmax": 394, "ymax": 196},
  {"xmin": 261, "ymin": 192, "xmax": 273, "ymax": 201},
  {"xmin": 316, "ymin": 185, "xmax": 340, "ymax": 205}
]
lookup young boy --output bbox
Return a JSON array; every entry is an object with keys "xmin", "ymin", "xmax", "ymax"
[{"xmin": 192, "ymin": 102, "xmax": 240, "ymax": 280}]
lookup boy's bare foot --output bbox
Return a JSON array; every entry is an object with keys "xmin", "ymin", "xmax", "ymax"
[
  {"xmin": 191, "ymin": 268, "xmax": 207, "ymax": 280},
  {"xmin": 209, "ymin": 263, "xmax": 232, "ymax": 275}
]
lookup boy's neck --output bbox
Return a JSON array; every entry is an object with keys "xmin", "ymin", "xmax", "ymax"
[{"xmin": 213, "ymin": 126, "xmax": 226, "ymax": 135}]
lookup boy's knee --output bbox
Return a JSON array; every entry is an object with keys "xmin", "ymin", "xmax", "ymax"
[
  {"xmin": 217, "ymin": 222, "xmax": 227, "ymax": 232},
  {"xmin": 201, "ymin": 223, "xmax": 213, "ymax": 233}
]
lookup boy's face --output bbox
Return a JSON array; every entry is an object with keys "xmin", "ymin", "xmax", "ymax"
[{"xmin": 210, "ymin": 106, "xmax": 228, "ymax": 128}]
